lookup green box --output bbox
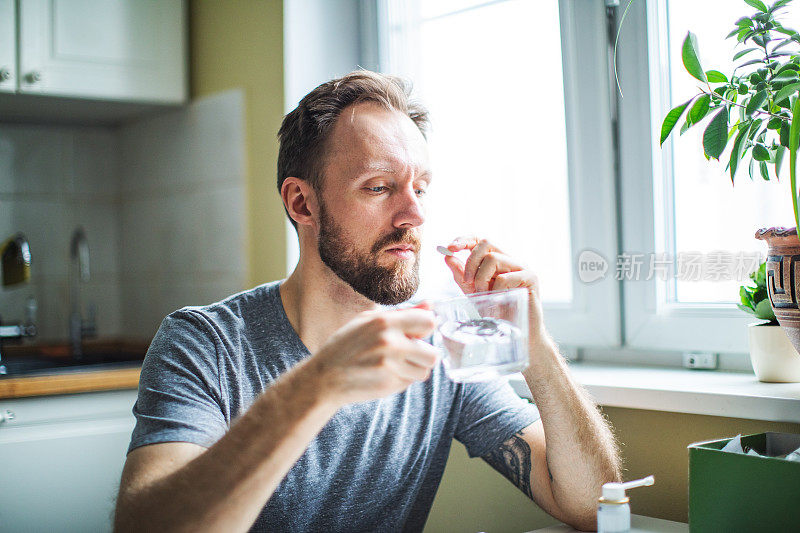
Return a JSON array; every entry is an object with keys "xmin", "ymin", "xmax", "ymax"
[{"xmin": 688, "ymin": 432, "xmax": 800, "ymax": 532}]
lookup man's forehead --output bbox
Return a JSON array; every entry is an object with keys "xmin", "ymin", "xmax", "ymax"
[{"xmin": 326, "ymin": 103, "xmax": 429, "ymax": 172}]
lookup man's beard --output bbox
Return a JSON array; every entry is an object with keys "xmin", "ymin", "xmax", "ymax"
[{"xmin": 317, "ymin": 200, "xmax": 421, "ymax": 305}]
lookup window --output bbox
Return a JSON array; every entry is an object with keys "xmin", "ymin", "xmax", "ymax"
[
  {"xmin": 664, "ymin": 0, "xmax": 794, "ymax": 304},
  {"xmin": 379, "ymin": 0, "xmax": 572, "ymax": 303},
  {"xmin": 373, "ymin": 0, "xmax": 621, "ymax": 347},
  {"xmin": 615, "ymin": 0, "xmax": 791, "ymax": 356}
]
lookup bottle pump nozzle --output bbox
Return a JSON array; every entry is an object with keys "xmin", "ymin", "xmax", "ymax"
[{"xmin": 601, "ymin": 475, "xmax": 655, "ymax": 502}]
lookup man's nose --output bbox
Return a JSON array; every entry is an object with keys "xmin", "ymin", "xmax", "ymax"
[{"xmin": 392, "ymin": 184, "xmax": 425, "ymax": 229}]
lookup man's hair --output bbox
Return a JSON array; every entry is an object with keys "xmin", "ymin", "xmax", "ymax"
[{"xmin": 277, "ymin": 70, "xmax": 430, "ymax": 229}]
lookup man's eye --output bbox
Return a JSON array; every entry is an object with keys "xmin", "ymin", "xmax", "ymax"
[
  {"xmin": 366, "ymin": 186, "xmax": 388, "ymax": 193},
  {"xmin": 415, "ymin": 189, "xmax": 427, "ymax": 196}
]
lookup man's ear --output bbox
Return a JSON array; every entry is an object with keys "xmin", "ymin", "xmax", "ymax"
[{"xmin": 281, "ymin": 177, "xmax": 318, "ymax": 229}]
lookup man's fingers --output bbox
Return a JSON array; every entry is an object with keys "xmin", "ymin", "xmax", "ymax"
[
  {"xmin": 446, "ymin": 235, "xmax": 479, "ymax": 253},
  {"xmin": 473, "ymin": 252, "xmax": 525, "ymax": 292},
  {"xmin": 444, "ymin": 255, "xmax": 474, "ymax": 293},
  {"xmin": 380, "ymin": 308, "xmax": 436, "ymax": 338},
  {"xmin": 492, "ymin": 271, "xmax": 527, "ymax": 292},
  {"xmin": 473, "ymin": 252, "xmax": 502, "ymax": 292},
  {"xmin": 404, "ymin": 338, "xmax": 439, "ymax": 364},
  {"xmin": 463, "ymin": 239, "xmax": 499, "ymax": 286}
]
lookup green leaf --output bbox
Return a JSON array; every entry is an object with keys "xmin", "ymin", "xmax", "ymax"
[
  {"xmin": 777, "ymin": 63, "xmax": 800, "ymax": 74},
  {"xmin": 760, "ymin": 160, "xmax": 771, "ymax": 179},
  {"xmin": 774, "ymin": 25, "xmax": 799, "ymax": 36},
  {"xmin": 775, "ymin": 82, "xmax": 800, "ymax": 104},
  {"xmin": 738, "ymin": 58, "xmax": 766, "ymax": 69},
  {"xmin": 755, "ymin": 298, "xmax": 776, "ymax": 320},
  {"xmin": 737, "ymin": 303, "xmax": 756, "ymax": 314},
  {"xmin": 775, "ymin": 144, "xmax": 787, "ymax": 178},
  {"xmin": 740, "ymin": 285, "xmax": 755, "ymax": 308},
  {"xmin": 682, "ymin": 32, "xmax": 707, "ymax": 82},
  {"xmin": 730, "ymin": 124, "xmax": 751, "ymax": 182},
  {"xmin": 706, "ymin": 70, "xmax": 728, "ymax": 83},
  {"xmin": 781, "ymin": 120, "xmax": 791, "ymax": 146},
  {"xmin": 660, "ymin": 98, "xmax": 692, "ymax": 145},
  {"xmin": 790, "ymin": 98, "xmax": 800, "ymax": 152},
  {"xmin": 754, "ymin": 143, "xmax": 772, "ymax": 160},
  {"xmin": 703, "ymin": 108, "xmax": 730, "ymax": 160},
  {"xmin": 745, "ymin": 0, "xmax": 769, "ymax": 11},
  {"xmin": 772, "ymin": 70, "xmax": 800, "ymax": 83},
  {"xmin": 756, "ymin": 262, "xmax": 767, "ymax": 286},
  {"xmin": 733, "ymin": 47, "xmax": 759, "ymax": 60},
  {"xmin": 689, "ymin": 95, "xmax": 711, "ymax": 124},
  {"xmin": 770, "ymin": 0, "xmax": 795, "ymax": 12},
  {"xmin": 746, "ymin": 89, "xmax": 769, "ymax": 114},
  {"xmin": 772, "ymin": 38, "xmax": 796, "ymax": 53}
]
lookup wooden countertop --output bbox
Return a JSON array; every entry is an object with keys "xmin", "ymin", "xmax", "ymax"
[
  {"xmin": 0, "ymin": 365, "xmax": 141, "ymax": 399},
  {"xmin": 0, "ymin": 340, "xmax": 146, "ymax": 399}
]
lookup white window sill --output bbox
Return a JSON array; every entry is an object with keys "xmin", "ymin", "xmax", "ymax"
[{"xmin": 508, "ymin": 363, "xmax": 800, "ymax": 424}]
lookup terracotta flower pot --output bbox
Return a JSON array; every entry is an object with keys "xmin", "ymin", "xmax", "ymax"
[{"xmin": 755, "ymin": 226, "xmax": 800, "ymax": 356}]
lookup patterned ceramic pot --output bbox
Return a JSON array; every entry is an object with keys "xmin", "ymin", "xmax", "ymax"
[{"xmin": 755, "ymin": 226, "xmax": 800, "ymax": 355}]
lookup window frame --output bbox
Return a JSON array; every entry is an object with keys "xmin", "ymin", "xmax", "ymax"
[{"xmin": 613, "ymin": 0, "xmax": 753, "ymax": 356}]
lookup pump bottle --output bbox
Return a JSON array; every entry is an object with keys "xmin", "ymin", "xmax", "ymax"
[{"xmin": 597, "ymin": 475, "xmax": 655, "ymax": 533}]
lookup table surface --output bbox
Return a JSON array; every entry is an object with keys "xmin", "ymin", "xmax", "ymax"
[{"xmin": 528, "ymin": 514, "xmax": 688, "ymax": 532}]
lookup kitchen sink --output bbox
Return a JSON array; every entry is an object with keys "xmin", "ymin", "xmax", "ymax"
[{"xmin": 0, "ymin": 340, "xmax": 147, "ymax": 377}]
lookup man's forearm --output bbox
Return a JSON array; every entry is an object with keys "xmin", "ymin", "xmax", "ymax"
[
  {"xmin": 115, "ymin": 359, "xmax": 339, "ymax": 533},
  {"xmin": 521, "ymin": 334, "xmax": 621, "ymax": 521}
]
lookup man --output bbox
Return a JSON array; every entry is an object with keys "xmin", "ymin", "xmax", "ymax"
[{"xmin": 114, "ymin": 70, "xmax": 621, "ymax": 532}]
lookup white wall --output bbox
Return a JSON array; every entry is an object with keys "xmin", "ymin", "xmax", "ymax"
[
  {"xmin": 0, "ymin": 124, "xmax": 123, "ymax": 342},
  {"xmin": 0, "ymin": 89, "xmax": 247, "ymax": 345},
  {"xmin": 119, "ymin": 90, "xmax": 247, "ymax": 340}
]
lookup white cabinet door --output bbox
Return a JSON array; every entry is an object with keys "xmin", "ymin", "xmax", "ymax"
[
  {"xmin": 18, "ymin": 0, "xmax": 186, "ymax": 103},
  {"xmin": 0, "ymin": 0, "xmax": 15, "ymax": 93},
  {"xmin": 0, "ymin": 390, "xmax": 138, "ymax": 533}
]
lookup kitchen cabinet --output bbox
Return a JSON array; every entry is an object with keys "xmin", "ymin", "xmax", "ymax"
[
  {"xmin": 0, "ymin": 0, "xmax": 15, "ymax": 94},
  {"xmin": 4, "ymin": 0, "xmax": 185, "ymax": 104},
  {"xmin": 0, "ymin": 389, "xmax": 138, "ymax": 532}
]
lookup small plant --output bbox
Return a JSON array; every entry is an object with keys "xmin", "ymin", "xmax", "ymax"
[
  {"xmin": 738, "ymin": 261, "xmax": 778, "ymax": 323},
  {"xmin": 660, "ymin": 0, "xmax": 800, "ymax": 236}
]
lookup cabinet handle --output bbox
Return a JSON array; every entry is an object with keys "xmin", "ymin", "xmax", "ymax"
[
  {"xmin": 0, "ymin": 68, "xmax": 10, "ymax": 82},
  {"xmin": 0, "ymin": 410, "xmax": 15, "ymax": 425},
  {"xmin": 24, "ymin": 71, "xmax": 41, "ymax": 84}
]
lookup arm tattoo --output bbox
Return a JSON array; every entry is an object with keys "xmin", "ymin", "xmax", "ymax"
[{"xmin": 481, "ymin": 431, "xmax": 535, "ymax": 500}]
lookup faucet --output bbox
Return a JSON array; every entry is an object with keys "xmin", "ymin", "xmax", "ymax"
[
  {"xmin": 69, "ymin": 227, "xmax": 96, "ymax": 360},
  {"xmin": 0, "ymin": 233, "xmax": 37, "ymax": 374}
]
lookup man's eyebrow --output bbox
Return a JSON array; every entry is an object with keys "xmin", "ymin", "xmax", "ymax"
[
  {"xmin": 358, "ymin": 164, "xmax": 431, "ymax": 178},
  {"xmin": 362, "ymin": 164, "xmax": 395, "ymax": 174},
  {"xmin": 361, "ymin": 164, "xmax": 395, "ymax": 174}
]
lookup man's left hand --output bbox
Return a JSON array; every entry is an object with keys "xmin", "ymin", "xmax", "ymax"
[{"xmin": 443, "ymin": 236, "xmax": 547, "ymax": 347}]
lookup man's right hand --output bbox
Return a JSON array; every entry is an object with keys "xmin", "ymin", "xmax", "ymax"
[{"xmin": 306, "ymin": 305, "xmax": 439, "ymax": 407}]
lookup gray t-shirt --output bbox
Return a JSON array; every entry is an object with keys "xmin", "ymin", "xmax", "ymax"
[{"xmin": 129, "ymin": 280, "xmax": 540, "ymax": 532}]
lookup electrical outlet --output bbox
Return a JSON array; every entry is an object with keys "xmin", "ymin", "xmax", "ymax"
[{"xmin": 683, "ymin": 351, "xmax": 718, "ymax": 370}]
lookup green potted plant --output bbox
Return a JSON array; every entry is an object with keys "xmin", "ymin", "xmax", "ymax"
[
  {"xmin": 659, "ymin": 0, "xmax": 800, "ymax": 355},
  {"xmin": 739, "ymin": 261, "xmax": 800, "ymax": 381}
]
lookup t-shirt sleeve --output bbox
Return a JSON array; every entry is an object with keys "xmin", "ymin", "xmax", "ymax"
[
  {"xmin": 454, "ymin": 377, "xmax": 540, "ymax": 458},
  {"xmin": 127, "ymin": 309, "xmax": 229, "ymax": 454}
]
